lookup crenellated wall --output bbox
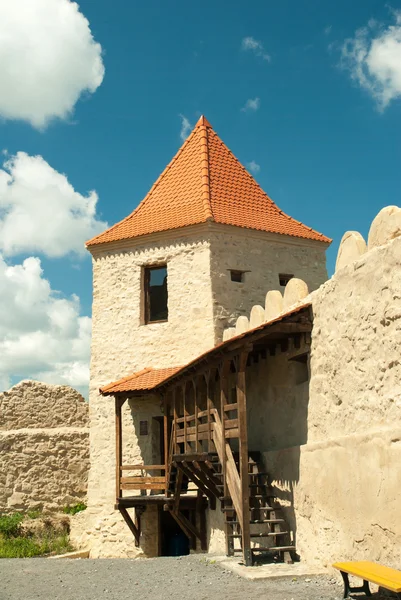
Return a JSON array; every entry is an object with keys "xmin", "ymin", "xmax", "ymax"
[{"xmin": 240, "ymin": 205, "xmax": 401, "ymax": 568}]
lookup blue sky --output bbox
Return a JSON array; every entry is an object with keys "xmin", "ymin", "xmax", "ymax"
[{"xmin": 0, "ymin": 0, "xmax": 400, "ymax": 392}]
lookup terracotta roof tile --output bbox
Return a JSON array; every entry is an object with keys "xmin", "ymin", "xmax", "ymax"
[
  {"xmin": 100, "ymin": 366, "xmax": 182, "ymax": 395},
  {"xmin": 87, "ymin": 116, "xmax": 330, "ymax": 247}
]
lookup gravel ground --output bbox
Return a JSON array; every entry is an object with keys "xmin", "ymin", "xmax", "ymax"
[{"xmin": 0, "ymin": 554, "xmax": 380, "ymax": 600}]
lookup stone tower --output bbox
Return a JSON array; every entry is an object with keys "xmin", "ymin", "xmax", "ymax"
[{"xmin": 80, "ymin": 116, "xmax": 330, "ymax": 557}]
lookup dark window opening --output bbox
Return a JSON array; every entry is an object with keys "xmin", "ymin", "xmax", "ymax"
[
  {"xmin": 230, "ymin": 270, "xmax": 244, "ymax": 283},
  {"xmin": 279, "ymin": 273, "xmax": 294, "ymax": 287},
  {"xmin": 144, "ymin": 265, "xmax": 168, "ymax": 323},
  {"xmin": 139, "ymin": 420, "xmax": 148, "ymax": 436}
]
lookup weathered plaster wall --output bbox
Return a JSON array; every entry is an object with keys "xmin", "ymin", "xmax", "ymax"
[
  {"xmin": 261, "ymin": 235, "xmax": 401, "ymax": 567},
  {"xmin": 0, "ymin": 381, "xmax": 89, "ymax": 513},
  {"xmin": 247, "ymin": 354, "xmax": 309, "ymax": 453},
  {"xmin": 209, "ymin": 226, "xmax": 328, "ymax": 341}
]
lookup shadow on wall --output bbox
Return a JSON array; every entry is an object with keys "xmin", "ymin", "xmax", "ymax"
[{"xmin": 246, "ymin": 334, "xmax": 312, "ymax": 553}]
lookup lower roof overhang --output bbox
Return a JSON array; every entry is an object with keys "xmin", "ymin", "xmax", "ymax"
[{"xmin": 100, "ymin": 302, "xmax": 312, "ymax": 398}]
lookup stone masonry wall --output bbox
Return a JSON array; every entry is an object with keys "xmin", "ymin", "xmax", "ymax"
[
  {"xmin": 0, "ymin": 381, "xmax": 89, "ymax": 513},
  {"xmin": 82, "ymin": 224, "xmax": 330, "ymax": 558},
  {"xmin": 209, "ymin": 226, "xmax": 327, "ymax": 341},
  {"xmin": 81, "ymin": 232, "xmax": 216, "ymax": 557}
]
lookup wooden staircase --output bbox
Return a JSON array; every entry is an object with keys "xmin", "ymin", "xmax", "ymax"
[
  {"xmin": 222, "ymin": 454, "xmax": 295, "ymax": 564},
  {"xmin": 168, "ymin": 449, "xmax": 295, "ymax": 565}
]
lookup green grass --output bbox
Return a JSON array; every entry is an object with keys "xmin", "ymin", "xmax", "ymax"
[
  {"xmin": 0, "ymin": 513, "xmax": 23, "ymax": 537},
  {"xmin": 0, "ymin": 533, "xmax": 73, "ymax": 558},
  {"xmin": 0, "ymin": 512, "xmax": 74, "ymax": 558},
  {"xmin": 62, "ymin": 502, "xmax": 87, "ymax": 515}
]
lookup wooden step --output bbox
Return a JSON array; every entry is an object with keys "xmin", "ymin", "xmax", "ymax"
[
  {"xmin": 228, "ymin": 532, "xmax": 288, "ymax": 539},
  {"xmin": 251, "ymin": 545, "xmax": 296, "ymax": 553},
  {"xmin": 226, "ymin": 519, "xmax": 285, "ymax": 525},
  {"xmin": 222, "ymin": 506, "xmax": 275, "ymax": 513}
]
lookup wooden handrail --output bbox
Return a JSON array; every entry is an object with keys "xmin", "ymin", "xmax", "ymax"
[{"xmin": 212, "ymin": 410, "xmax": 242, "ymax": 524}]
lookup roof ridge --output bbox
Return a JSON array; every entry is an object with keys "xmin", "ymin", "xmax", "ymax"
[{"xmin": 198, "ymin": 122, "xmax": 214, "ymax": 221}]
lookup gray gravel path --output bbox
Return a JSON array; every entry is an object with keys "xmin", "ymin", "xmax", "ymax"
[{"xmin": 0, "ymin": 555, "xmax": 363, "ymax": 600}]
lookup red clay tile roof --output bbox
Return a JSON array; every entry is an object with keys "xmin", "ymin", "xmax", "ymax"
[
  {"xmin": 87, "ymin": 116, "xmax": 330, "ymax": 247},
  {"xmin": 100, "ymin": 366, "xmax": 182, "ymax": 395},
  {"xmin": 100, "ymin": 302, "xmax": 311, "ymax": 396}
]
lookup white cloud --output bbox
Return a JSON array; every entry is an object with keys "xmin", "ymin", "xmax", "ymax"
[
  {"xmin": 341, "ymin": 12, "xmax": 401, "ymax": 109},
  {"xmin": 241, "ymin": 36, "xmax": 271, "ymax": 62},
  {"xmin": 0, "ymin": 254, "xmax": 90, "ymax": 394},
  {"xmin": 179, "ymin": 114, "xmax": 192, "ymax": 141},
  {"xmin": 0, "ymin": 0, "xmax": 105, "ymax": 129},
  {"xmin": 247, "ymin": 160, "xmax": 260, "ymax": 174},
  {"xmin": 0, "ymin": 152, "xmax": 108, "ymax": 257},
  {"xmin": 241, "ymin": 97, "xmax": 260, "ymax": 112},
  {"xmin": 324, "ymin": 25, "xmax": 332, "ymax": 36}
]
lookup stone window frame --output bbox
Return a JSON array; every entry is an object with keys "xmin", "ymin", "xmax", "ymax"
[{"xmin": 142, "ymin": 263, "xmax": 169, "ymax": 325}]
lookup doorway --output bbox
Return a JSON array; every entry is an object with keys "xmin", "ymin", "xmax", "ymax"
[{"xmin": 159, "ymin": 508, "xmax": 190, "ymax": 556}]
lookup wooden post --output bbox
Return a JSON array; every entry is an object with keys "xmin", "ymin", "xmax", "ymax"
[
  {"xmin": 206, "ymin": 371, "xmax": 213, "ymax": 453},
  {"xmin": 237, "ymin": 351, "xmax": 252, "ymax": 566},
  {"xmin": 163, "ymin": 393, "xmax": 169, "ymax": 493},
  {"xmin": 173, "ymin": 387, "xmax": 178, "ymax": 455},
  {"xmin": 115, "ymin": 396, "xmax": 123, "ymax": 501},
  {"xmin": 193, "ymin": 379, "xmax": 200, "ymax": 453},
  {"xmin": 183, "ymin": 383, "xmax": 190, "ymax": 453},
  {"xmin": 220, "ymin": 359, "xmax": 231, "ymax": 556}
]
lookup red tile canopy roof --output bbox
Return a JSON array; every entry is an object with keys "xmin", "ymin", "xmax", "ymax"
[
  {"xmin": 100, "ymin": 303, "xmax": 311, "ymax": 396},
  {"xmin": 87, "ymin": 116, "xmax": 330, "ymax": 247},
  {"xmin": 100, "ymin": 366, "xmax": 182, "ymax": 395}
]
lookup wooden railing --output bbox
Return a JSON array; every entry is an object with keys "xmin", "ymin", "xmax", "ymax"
[
  {"xmin": 119, "ymin": 465, "xmax": 166, "ymax": 492},
  {"xmin": 174, "ymin": 407, "xmax": 239, "ymax": 452}
]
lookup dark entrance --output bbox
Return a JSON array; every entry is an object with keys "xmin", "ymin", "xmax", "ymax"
[{"xmin": 159, "ymin": 509, "xmax": 190, "ymax": 556}]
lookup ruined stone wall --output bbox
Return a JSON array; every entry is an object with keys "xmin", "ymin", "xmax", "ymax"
[
  {"xmin": 0, "ymin": 381, "xmax": 89, "ymax": 513},
  {"xmin": 209, "ymin": 225, "xmax": 328, "ymax": 341}
]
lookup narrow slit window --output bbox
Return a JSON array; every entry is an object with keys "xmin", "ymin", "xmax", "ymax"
[
  {"xmin": 279, "ymin": 273, "xmax": 293, "ymax": 287},
  {"xmin": 230, "ymin": 270, "xmax": 244, "ymax": 283},
  {"xmin": 144, "ymin": 265, "xmax": 168, "ymax": 324}
]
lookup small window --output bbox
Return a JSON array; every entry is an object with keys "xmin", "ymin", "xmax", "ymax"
[
  {"xmin": 144, "ymin": 265, "xmax": 168, "ymax": 324},
  {"xmin": 139, "ymin": 420, "xmax": 148, "ymax": 436},
  {"xmin": 230, "ymin": 270, "xmax": 244, "ymax": 283},
  {"xmin": 279, "ymin": 273, "xmax": 293, "ymax": 287}
]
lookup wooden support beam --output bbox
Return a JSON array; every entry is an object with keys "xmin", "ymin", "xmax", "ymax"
[
  {"xmin": 183, "ymin": 384, "xmax": 191, "ymax": 453},
  {"xmin": 173, "ymin": 468, "xmax": 184, "ymax": 514},
  {"xmin": 237, "ymin": 350, "xmax": 252, "ymax": 567},
  {"xmin": 193, "ymin": 380, "xmax": 200, "ymax": 453},
  {"xmin": 168, "ymin": 510, "xmax": 194, "ymax": 541},
  {"xmin": 177, "ymin": 461, "xmax": 216, "ymax": 510},
  {"xmin": 119, "ymin": 506, "xmax": 140, "ymax": 546},
  {"xmin": 193, "ymin": 461, "xmax": 220, "ymax": 502},
  {"xmin": 197, "ymin": 489, "xmax": 207, "ymax": 551},
  {"xmin": 163, "ymin": 394, "xmax": 169, "ymax": 492},
  {"xmin": 220, "ymin": 359, "xmax": 231, "ymax": 557},
  {"xmin": 169, "ymin": 509, "xmax": 202, "ymax": 543},
  {"xmin": 115, "ymin": 397, "xmax": 124, "ymax": 501},
  {"xmin": 173, "ymin": 388, "xmax": 178, "ymax": 455}
]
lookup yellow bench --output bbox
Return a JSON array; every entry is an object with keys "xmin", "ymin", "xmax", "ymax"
[{"xmin": 333, "ymin": 561, "xmax": 401, "ymax": 599}]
